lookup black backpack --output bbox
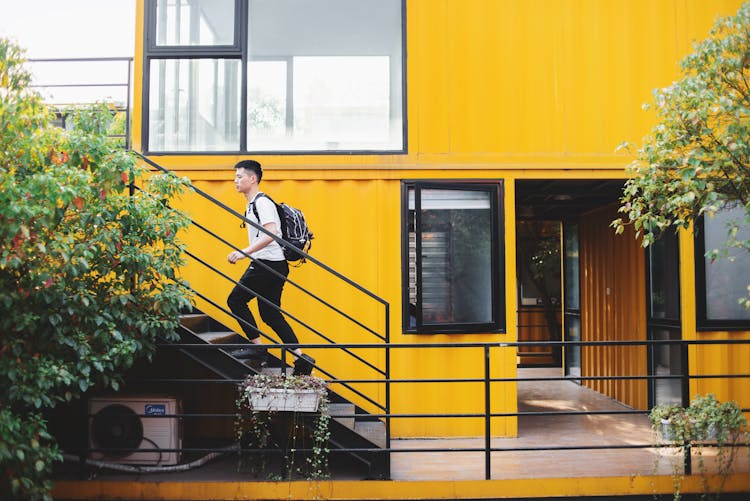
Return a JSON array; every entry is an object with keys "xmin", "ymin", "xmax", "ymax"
[{"xmin": 251, "ymin": 193, "xmax": 313, "ymax": 263}]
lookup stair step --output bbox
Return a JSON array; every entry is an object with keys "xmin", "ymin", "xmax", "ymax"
[
  {"xmin": 327, "ymin": 403, "xmax": 355, "ymax": 429},
  {"xmin": 196, "ymin": 331, "xmax": 237, "ymax": 344},
  {"xmin": 354, "ymin": 420, "xmax": 386, "ymax": 448},
  {"xmin": 179, "ymin": 313, "xmax": 209, "ymax": 331},
  {"xmin": 260, "ymin": 367, "xmax": 294, "ymax": 376}
]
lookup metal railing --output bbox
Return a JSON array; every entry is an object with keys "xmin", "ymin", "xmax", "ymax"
[
  {"xmin": 76, "ymin": 337, "xmax": 750, "ymax": 482},
  {"xmin": 130, "ymin": 152, "xmax": 392, "ymax": 445},
  {"xmin": 28, "ymin": 57, "xmax": 133, "ymax": 148}
]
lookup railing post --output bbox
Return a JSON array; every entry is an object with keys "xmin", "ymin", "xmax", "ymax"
[
  {"xmin": 281, "ymin": 347, "xmax": 288, "ymax": 374},
  {"xmin": 385, "ymin": 303, "xmax": 391, "ymax": 452},
  {"xmin": 484, "ymin": 344, "xmax": 491, "ymax": 480},
  {"xmin": 125, "ymin": 59, "xmax": 132, "ymax": 150},
  {"xmin": 680, "ymin": 339, "xmax": 692, "ymax": 475}
]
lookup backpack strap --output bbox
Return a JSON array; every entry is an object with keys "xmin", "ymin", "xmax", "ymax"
[
  {"xmin": 249, "ymin": 193, "xmax": 286, "ymax": 236},
  {"xmin": 249, "ymin": 192, "xmax": 272, "ymax": 221}
]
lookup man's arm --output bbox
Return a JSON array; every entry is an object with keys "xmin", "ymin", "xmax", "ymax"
[{"xmin": 228, "ymin": 221, "xmax": 278, "ymax": 263}]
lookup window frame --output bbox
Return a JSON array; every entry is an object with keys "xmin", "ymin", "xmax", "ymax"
[
  {"xmin": 142, "ymin": 0, "xmax": 407, "ymax": 155},
  {"xmin": 401, "ymin": 180, "xmax": 505, "ymax": 334},
  {"xmin": 694, "ymin": 210, "xmax": 750, "ymax": 331},
  {"xmin": 146, "ymin": 0, "xmax": 243, "ymax": 53}
]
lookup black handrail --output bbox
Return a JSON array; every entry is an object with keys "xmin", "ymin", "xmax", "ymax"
[
  {"xmin": 177, "ymin": 282, "xmax": 387, "ymax": 411},
  {"xmin": 189, "ymin": 218, "xmax": 385, "ymax": 342},
  {"xmin": 79, "ymin": 337, "xmax": 750, "ymax": 484},
  {"xmin": 133, "ymin": 152, "xmax": 389, "ymax": 309},
  {"xmin": 183, "ymin": 249, "xmax": 386, "ymax": 376},
  {"xmin": 126, "ymin": 162, "xmax": 390, "ymax": 408},
  {"xmin": 129, "ymin": 151, "xmax": 391, "ymax": 430}
]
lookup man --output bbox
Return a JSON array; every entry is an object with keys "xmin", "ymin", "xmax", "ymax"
[{"xmin": 226, "ymin": 159, "xmax": 315, "ymax": 375}]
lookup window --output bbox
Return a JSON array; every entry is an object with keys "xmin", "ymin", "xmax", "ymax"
[
  {"xmin": 155, "ymin": 0, "xmax": 236, "ymax": 46},
  {"xmin": 144, "ymin": 0, "xmax": 405, "ymax": 153},
  {"xmin": 646, "ymin": 231, "xmax": 682, "ymax": 407},
  {"xmin": 402, "ymin": 182, "xmax": 504, "ymax": 333},
  {"xmin": 648, "ymin": 231, "xmax": 681, "ymax": 322},
  {"xmin": 149, "ymin": 59, "xmax": 241, "ymax": 151},
  {"xmin": 695, "ymin": 202, "xmax": 750, "ymax": 330}
]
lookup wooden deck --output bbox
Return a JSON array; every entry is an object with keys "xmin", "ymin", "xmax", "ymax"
[
  {"xmin": 392, "ymin": 367, "xmax": 748, "ymax": 480},
  {"xmin": 52, "ymin": 367, "xmax": 750, "ymax": 500}
]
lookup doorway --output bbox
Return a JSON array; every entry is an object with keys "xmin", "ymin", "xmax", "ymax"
[
  {"xmin": 516, "ymin": 179, "xmax": 649, "ymax": 410},
  {"xmin": 515, "ymin": 179, "xmax": 627, "ymax": 371}
]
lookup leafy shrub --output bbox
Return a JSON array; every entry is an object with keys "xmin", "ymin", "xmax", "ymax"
[{"xmin": 0, "ymin": 38, "xmax": 192, "ymax": 500}]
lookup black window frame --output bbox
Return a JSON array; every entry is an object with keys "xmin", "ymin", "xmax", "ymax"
[
  {"xmin": 401, "ymin": 180, "xmax": 505, "ymax": 334},
  {"xmin": 694, "ymin": 211, "xmax": 750, "ymax": 331},
  {"xmin": 142, "ymin": 0, "xmax": 407, "ymax": 155}
]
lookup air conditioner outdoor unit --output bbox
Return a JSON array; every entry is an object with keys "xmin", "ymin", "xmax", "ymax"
[{"xmin": 88, "ymin": 396, "xmax": 181, "ymax": 465}]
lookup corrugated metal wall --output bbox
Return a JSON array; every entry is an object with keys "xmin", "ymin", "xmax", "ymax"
[
  {"xmin": 579, "ymin": 204, "xmax": 648, "ymax": 410},
  {"xmin": 130, "ymin": 0, "xmax": 746, "ymax": 435}
]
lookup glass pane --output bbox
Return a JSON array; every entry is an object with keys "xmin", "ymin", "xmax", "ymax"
[
  {"xmin": 648, "ymin": 232, "xmax": 680, "ymax": 320},
  {"xmin": 704, "ymin": 204, "xmax": 750, "ymax": 320},
  {"xmin": 563, "ymin": 223, "xmax": 580, "ymax": 310},
  {"xmin": 517, "ymin": 221, "xmax": 561, "ymax": 306},
  {"xmin": 650, "ymin": 328, "xmax": 682, "ymax": 407},
  {"xmin": 415, "ymin": 188, "xmax": 493, "ymax": 325},
  {"xmin": 247, "ymin": 61, "xmax": 287, "ymax": 142},
  {"xmin": 564, "ymin": 314, "xmax": 581, "ymax": 380},
  {"xmin": 247, "ymin": 0, "xmax": 403, "ymax": 151},
  {"xmin": 149, "ymin": 59, "xmax": 240, "ymax": 151},
  {"xmin": 156, "ymin": 0, "xmax": 235, "ymax": 46}
]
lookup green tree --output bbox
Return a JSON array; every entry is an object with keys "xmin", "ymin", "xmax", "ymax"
[
  {"xmin": 0, "ymin": 39, "xmax": 192, "ymax": 500},
  {"xmin": 613, "ymin": 2, "xmax": 750, "ymax": 306}
]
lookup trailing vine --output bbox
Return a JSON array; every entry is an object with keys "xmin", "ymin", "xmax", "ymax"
[
  {"xmin": 649, "ymin": 394, "xmax": 748, "ymax": 501},
  {"xmin": 235, "ymin": 374, "xmax": 330, "ymax": 479}
]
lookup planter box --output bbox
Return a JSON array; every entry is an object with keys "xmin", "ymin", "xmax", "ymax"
[
  {"xmin": 247, "ymin": 388, "xmax": 321, "ymax": 412},
  {"xmin": 660, "ymin": 418, "xmax": 718, "ymax": 442}
]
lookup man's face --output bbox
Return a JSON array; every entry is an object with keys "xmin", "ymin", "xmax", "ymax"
[{"xmin": 234, "ymin": 168, "xmax": 255, "ymax": 194}]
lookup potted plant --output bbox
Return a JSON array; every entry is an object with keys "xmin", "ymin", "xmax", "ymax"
[
  {"xmin": 650, "ymin": 402, "xmax": 691, "ymax": 443},
  {"xmin": 687, "ymin": 394, "xmax": 747, "ymax": 499},
  {"xmin": 686, "ymin": 394, "xmax": 745, "ymax": 443},
  {"xmin": 649, "ymin": 394, "xmax": 748, "ymax": 500},
  {"xmin": 235, "ymin": 373, "xmax": 330, "ymax": 480}
]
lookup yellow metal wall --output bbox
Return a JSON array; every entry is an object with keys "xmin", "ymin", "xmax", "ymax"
[
  {"xmin": 131, "ymin": 0, "xmax": 747, "ymax": 437},
  {"xmin": 678, "ymin": 228, "xmax": 750, "ymax": 411}
]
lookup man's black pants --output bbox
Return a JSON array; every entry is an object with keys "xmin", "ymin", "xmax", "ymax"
[{"xmin": 227, "ymin": 259, "xmax": 298, "ymax": 347}]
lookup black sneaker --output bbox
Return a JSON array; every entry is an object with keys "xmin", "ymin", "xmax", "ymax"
[{"xmin": 292, "ymin": 354, "xmax": 315, "ymax": 376}]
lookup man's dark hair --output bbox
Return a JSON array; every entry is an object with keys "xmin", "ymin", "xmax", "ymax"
[{"xmin": 235, "ymin": 159, "xmax": 262, "ymax": 182}]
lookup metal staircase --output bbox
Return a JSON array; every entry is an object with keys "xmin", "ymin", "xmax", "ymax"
[
  {"xmin": 175, "ymin": 308, "xmax": 389, "ymax": 479},
  {"xmin": 123, "ymin": 152, "xmax": 392, "ymax": 479}
]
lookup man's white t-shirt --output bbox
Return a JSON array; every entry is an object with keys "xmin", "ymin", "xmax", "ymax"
[{"xmin": 246, "ymin": 193, "xmax": 285, "ymax": 261}]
